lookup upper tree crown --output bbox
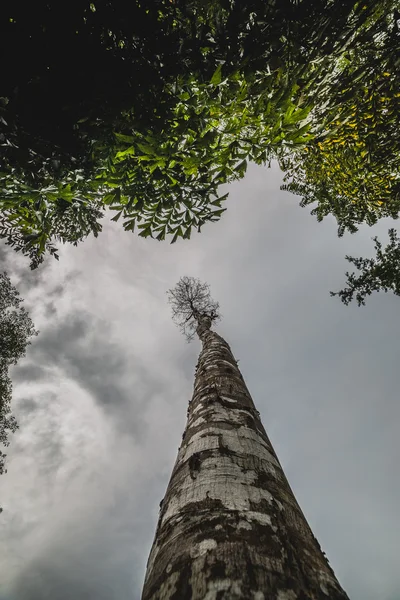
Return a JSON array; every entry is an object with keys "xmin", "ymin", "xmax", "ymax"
[{"xmin": 167, "ymin": 276, "xmax": 221, "ymax": 341}]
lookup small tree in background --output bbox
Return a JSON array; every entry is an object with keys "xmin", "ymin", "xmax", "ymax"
[
  {"xmin": 331, "ymin": 228, "xmax": 400, "ymax": 306},
  {"xmin": 142, "ymin": 276, "xmax": 349, "ymax": 599},
  {"xmin": 0, "ymin": 273, "xmax": 37, "ymax": 476}
]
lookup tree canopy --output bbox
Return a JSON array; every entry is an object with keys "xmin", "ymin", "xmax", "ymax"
[
  {"xmin": 1, "ymin": 0, "xmax": 399, "ymax": 270},
  {"xmin": 280, "ymin": 7, "xmax": 400, "ymax": 236},
  {"xmin": 0, "ymin": 273, "xmax": 37, "ymax": 475}
]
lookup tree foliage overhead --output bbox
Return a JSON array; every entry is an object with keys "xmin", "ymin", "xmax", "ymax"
[
  {"xmin": 0, "ymin": 0, "xmax": 398, "ymax": 268},
  {"xmin": 331, "ymin": 229, "xmax": 400, "ymax": 306},
  {"xmin": 0, "ymin": 272, "xmax": 37, "ymax": 475},
  {"xmin": 167, "ymin": 276, "xmax": 220, "ymax": 341},
  {"xmin": 281, "ymin": 6, "xmax": 400, "ymax": 236}
]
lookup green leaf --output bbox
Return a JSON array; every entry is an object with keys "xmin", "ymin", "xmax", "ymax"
[
  {"xmin": 171, "ymin": 226, "xmax": 183, "ymax": 243},
  {"xmin": 210, "ymin": 64, "xmax": 222, "ymax": 86},
  {"xmin": 235, "ymin": 159, "xmax": 247, "ymax": 176},
  {"xmin": 211, "ymin": 208, "xmax": 227, "ymax": 218},
  {"xmin": 137, "ymin": 143, "xmax": 156, "ymax": 156},
  {"xmin": 138, "ymin": 226, "xmax": 152, "ymax": 238},
  {"xmin": 103, "ymin": 192, "xmax": 118, "ymax": 205},
  {"xmin": 124, "ymin": 219, "xmax": 136, "ymax": 232},
  {"xmin": 114, "ymin": 132, "xmax": 135, "ymax": 144},
  {"xmin": 111, "ymin": 211, "xmax": 123, "ymax": 222},
  {"xmin": 115, "ymin": 146, "xmax": 135, "ymax": 161}
]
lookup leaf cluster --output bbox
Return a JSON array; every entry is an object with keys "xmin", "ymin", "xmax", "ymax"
[
  {"xmin": 0, "ymin": 273, "xmax": 38, "ymax": 474},
  {"xmin": 280, "ymin": 5, "xmax": 400, "ymax": 236},
  {"xmin": 0, "ymin": 170, "xmax": 104, "ymax": 268},
  {"xmin": 331, "ymin": 228, "xmax": 400, "ymax": 305}
]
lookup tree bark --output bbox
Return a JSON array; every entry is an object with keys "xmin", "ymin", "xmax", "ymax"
[{"xmin": 142, "ymin": 325, "xmax": 349, "ymax": 600}]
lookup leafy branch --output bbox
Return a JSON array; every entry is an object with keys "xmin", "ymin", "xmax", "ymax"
[{"xmin": 331, "ymin": 229, "xmax": 400, "ymax": 305}]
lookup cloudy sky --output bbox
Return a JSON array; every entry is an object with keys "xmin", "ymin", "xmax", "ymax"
[{"xmin": 1, "ymin": 163, "xmax": 399, "ymax": 600}]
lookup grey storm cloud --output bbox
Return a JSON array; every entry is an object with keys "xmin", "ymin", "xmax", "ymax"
[
  {"xmin": 11, "ymin": 516, "xmax": 139, "ymax": 600},
  {"xmin": 12, "ymin": 364, "xmax": 47, "ymax": 384},
  {"xmin": 10, "ymin": 392, "xmax": 65, "ymax": 480},
  {"xmin": 0, "ymin": 243, "xmax": 8, "ymax": 267},
  {"xmin": 17, "ymin": 397, "xmax": 39, "ymax": 414},
  {"xmin": 0, "ymin": 243, "xmax": 49, "ymax": 292},
  {"xmin": 9, "ymin": 480, "xmax": 160, "ymax": 600},
  {"xmin": 23, "ymin": 312, "xmax": 153, "ymax": 438}
]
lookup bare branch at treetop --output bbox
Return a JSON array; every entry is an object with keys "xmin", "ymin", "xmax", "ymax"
[{"xmin": 167, "ymin": 276, "xmax": 221, "ymax": 341}]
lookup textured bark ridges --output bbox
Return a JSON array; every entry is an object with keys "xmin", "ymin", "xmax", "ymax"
[{"xmin": 142, "ymin": 327, "xmax": 349, "ymax": 600}]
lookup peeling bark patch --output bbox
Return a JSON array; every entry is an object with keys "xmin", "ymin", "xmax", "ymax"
[
  {"xmin": 277, "ymin": 591, "xmax": 298, "ymax": 600},
  {"xmin": 240, "ymin": 510, "xmax": 272, "ymax": 527},
  {"xmin": 169, "ymin": 563, "xmax": 192, "ymax": 600},
  {"xmin": 191, "ymin": 415, "xmax": 206, "ymax": 428},
  {"xmin": 188, "ymin": 452, "xmax": 201, "ymax": 479},
  {"xmin": 204, "ymin": 579, "xmax": 243, "ymax": 600},
  {"xmin": 255, "ymin": 468, "xmax": 279, "ymax": 489},
  {"xmin": 218, "ymin": 433, "xmax": 237, "ymax": 457},
  {"xmin": 237, "ymin": 520, "xmax": 253, "ymax": 530},
  {"xmin": 209, "ymin": 560, "xmax": 227, "ymax": 579},
  {"xmin": 177, "ymin": 496, "xmax": 226, "ymax": 514},
  {"xmin": 191, "ymin": 538, "xmax": 218, "ymax": 558},
  {"xmin": 219, "ymin": 395, "xmax": 237, "ymax": 404}
]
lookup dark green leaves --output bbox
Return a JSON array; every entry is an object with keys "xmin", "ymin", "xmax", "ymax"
[
  {"xmin": 0, "ymin": 172, "xmax": 104, "ymax": 268},
  {"xmin": 114, "ymin": 133, "xmax": 135, "ymax": 144},
  {"xmin": 331, "ymin": 229, "xmax": 400, "ymax": 305},
  {"xmin": 1, "ymin": 0, "xmax": 398, "ymax": 266},
  {"xmin": 210, "ymin": 64, "xmax": 223, "ymax": 86},
  {"xmin": 279, "ymin": 15, "xmax": 400, "ymax": 237},
  {"xmin": 0, "ymin": 273, "xmax": 37, "ymax": 474}
]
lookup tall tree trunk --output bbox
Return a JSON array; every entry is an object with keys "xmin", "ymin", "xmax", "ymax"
[{"xmin": 142, "ymin": 322, "xmax": 349, "ymax": 600}]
